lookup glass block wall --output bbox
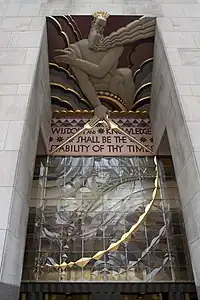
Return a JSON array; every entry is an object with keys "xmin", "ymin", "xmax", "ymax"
[{"xmin": 22, "ymin": 156, "xmax": 193, "ymax": 282}]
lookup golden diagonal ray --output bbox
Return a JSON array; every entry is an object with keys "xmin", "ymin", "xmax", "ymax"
[
  {"xmin": 107, "ymin": 118, "xmax": 154, "ymax": 155},
  {"xmin": 50, "ymin": 115, "xmax": 102, "ymax": 155},
  {"xmin": 47, "ymin": 157, "xmax": 158, "ymax": 270}
]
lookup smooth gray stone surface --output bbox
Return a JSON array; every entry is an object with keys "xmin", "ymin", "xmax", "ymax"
[{"xmin": 0, "ymin": 282, "xmax": 19, "ymax": 300}]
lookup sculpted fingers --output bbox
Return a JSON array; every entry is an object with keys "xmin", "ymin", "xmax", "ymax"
[
  {"xmin": 54, "ymin": 55, "xmax": 67, "ymax": 63},
  {"xmin": 94, "ymin": 104, "xmax": 109, "ymax": 119},
  {"xmin": 66, "ymin": 48, "xmax": 74, "ymax": 54},
  {"xmin": 88, "ymin": 116, "xmax": 100, "ymax": 127},
  {"xmin": 54, "ymin": 48, "xmax": 76, "ymax": 65},
  {"xmin": 54, "ymin": 48, "xmax": 75, "ymax": 56},
  {"xmin": 54, "ymin": 49, "xmax": 68, "ymax": 55}
]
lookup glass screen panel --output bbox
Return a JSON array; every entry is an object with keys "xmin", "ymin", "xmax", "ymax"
[{"xmin": 23, "ymin": 156, "xmax": 193, "ymax": 282}]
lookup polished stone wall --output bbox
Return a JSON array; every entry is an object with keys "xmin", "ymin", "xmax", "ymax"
[
  {"xmin": 0, "ymin": 0, "xmax": 200, "ymax": 299},
  {"xmin": 150, "ymin": 5, "xmax": 200, "ymax": 299}
]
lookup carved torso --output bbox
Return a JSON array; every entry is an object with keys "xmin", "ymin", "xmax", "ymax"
[{"xmin": 71, "ymin": 39, "xmax": 120, "ymax": 89}]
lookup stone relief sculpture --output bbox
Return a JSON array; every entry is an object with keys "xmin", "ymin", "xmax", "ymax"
[{"xmin": 55, "ymin": 12, "xmax": 156, "ymax": 117}]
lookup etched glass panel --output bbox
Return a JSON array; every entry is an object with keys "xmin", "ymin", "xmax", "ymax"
[{"xmin": 22, "ymin": 156, "xmax": 193, "ymax": 282}]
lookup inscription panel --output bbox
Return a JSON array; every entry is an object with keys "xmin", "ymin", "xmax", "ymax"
[{"xmin": 49, "ymin": 116, "xmax": 153, "ymax": 156}]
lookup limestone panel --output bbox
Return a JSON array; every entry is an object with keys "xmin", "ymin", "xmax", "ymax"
[
  {"xmin": 161, "ymin": 4, "xmax": 185, "ymax": 16},
  {"xmin": 0, "ymin": 48, "xmax": 26, "ymax": 65},
  {"xmin": 167, "ymin": 118, "xmax": 192, "ymax": 177},
  {"xmin": 0, "ymin": 17, "xmax": 32, "ymax": 31},
  {"xmin": 37, "ymin": 26, "xmax": 51, "ymax": 150},
  {"xmin": 190, "ymin": 239, "xmax": 200, "ymax": 289},
  {"xmin": 150, "ymin": 30, "xmax": 172, "ymax": 149},
  {"xmin": 0, "ymin": 84, "xmax": 18, "ymax": 95},
  {"xmin": 195, "ymin": 151, "xmax": 200, "ymax": 174},
  {"xmin": 156, "ymin": 17, "xmax": 174, "ymax": 31},
  {"xmin": 4, "ymin": 121, "xmax": 24, "ymax": 151},
  {"xmin": 178, "ymin": 49, "xmax": 200, "ymax": 65},
  {"xmin": 0, "ymin": 230, "xmax": 24, "ymax": 286},
  {"xmin": 0, "ymin": 231, "xmax": 6, "ymax": 271},
  {"xmin": 0, "ymin": 65, "xmax": 34, "ymax": 84},
  {"xmin": 182, "ymin": 4, "xmax": 200, "ymax": 17},
  {"xmin": 18, "ymin": 4, "xmax": 40, "ymax": 17},
  {"xmin": 187, "ymin": 122, "xmax": 200, "ymax": 151},
  {"xmin": 181, "ymin": 96, "xmax": 200, "ymax": 121},
  {"xmin": 0, "ymin": 95, "xmax": 29, "ymax": 121},
  {"xmin": 0, "ymin": 121, "xmax": 9, "ymax": 150},
  {"xmin": 30, "ymin": 16, "xmax": 45, "ymax": 30},
  {"xmin": 0, "ymin": 31, "xmax": 12, "ymax": 48},
  {"xmin": 183, "ymin": 199, "xmax": 199, "ymax": 245},
  {"xmin": 171, "ymin": 65, "xmax": 200, "ymax": 84},
  {"xmin": 165, "ymin": 48, "xmax": 182, "ymax": 65},
  {"xmin": 177, "ymin": 85, "xmax": 192, "ymax": 96},
  {"xmin": 0, "ymin": 3, "xmax": 21, "ymax": 17},
  {"xmin": 9, "ymin": 30, "xmax": 43, "ymax": 48},
  {"xmin": 8, "ymin": 189, "xmax": 24, "ymax": 240},
  {"xmin": 0, "ymin": 187, "xmax": 13, "ymax": 231},
  {"xmin": 175, "ymin": 155, "xmax": 199, "ymax": 210},
  {"xmin": 190, "ymin": 191, "xmax": 200, "ymax": 242},
  {"xmin": 24, "ymin": 48, "xmax": 39, "ymax": 65},
  {"xmin": 0, "ymin": 282, "xmax": 19, "ymax": 300},
  {"xmin": 193, "ymin": 32, "xmax": 200, "ymax": 47},
  {"xmin": 15, "ymin": 151, "xmax": 33, "ymax": 201},
  {"xmin": 18, "ymin": 200, "xmax": 29, "ymax": 242},
  {"xmin": 17, "ymin": 84, "xmax": 31, "ymax": 95},
  {"xmin": 136, "ymin": 3, "xmax": 163, "ymax": 16},
  {"xmin": 0, "ymin": 151, "xmax": 19, "ymax": 187},
  {"xmin": 0, "ymin": 187, "xmax": 27, "ymax": 243},
  {"xmin": 171, "ymin": 17, "xmax": 200, "ymax": 31},
  {"xmin": 191, "ymin": 85, "xmax": 200, "ymax": 96},
  {"xmin": 161, "ymin": 31, "xmax": 197, "ymax": 48}
]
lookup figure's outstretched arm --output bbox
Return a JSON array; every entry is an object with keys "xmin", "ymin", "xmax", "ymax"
[
  {"xmin": 54, "ymin": 44, "xmax": 109, "ymax": 117},
  {"xmin": 67, "ymin": 45, "xmax": 100, "ymax": 107},
  {"xmin": 55, "ymin": 46, "xmax": 123, "ymax": 78},
  {"xmin": 55, "ymin": 45, "xmax": 123, "ymax": 78},
  {"xmin": 72, "ymin": 66, "xmax": 101, "ymax": 107},
  {"xmin": 71, "ymin": 66, "xmax": 108, "ymax": 118},
  {"xmin": 72, "ymin": 46, "xmax": 123, "ymax": 78}
]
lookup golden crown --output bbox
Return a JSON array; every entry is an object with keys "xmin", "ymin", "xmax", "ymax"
[{"xmin": 92, "ymin": 11, "xmax": 110, "ymax": 20}]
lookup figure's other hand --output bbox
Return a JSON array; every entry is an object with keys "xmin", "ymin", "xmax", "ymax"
[
  {"xmin": 54, "ymin": 48, "xmax": 76, "ymax": 65},
  {"xmin": 94, "ymin": 104, "xmax": 109, "ymax": 119}
]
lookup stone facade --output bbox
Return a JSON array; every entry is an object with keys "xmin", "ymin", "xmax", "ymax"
[
  {"xmin": 0, "ymin": 0, "xmax": 200, "ymax": 299},
  {"xmin": 150, "ymin": 5, "xmax": 200, "ymax": 299}
]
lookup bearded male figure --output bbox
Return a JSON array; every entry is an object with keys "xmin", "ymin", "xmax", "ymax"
[{"xmin": 55, "ymin": 13, "xmax": 155, "ymax": 118}]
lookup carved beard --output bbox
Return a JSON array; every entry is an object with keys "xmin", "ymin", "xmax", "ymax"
[{"xmin": 88, "ymin": 28, "xmax": 103, "ymax": 50}]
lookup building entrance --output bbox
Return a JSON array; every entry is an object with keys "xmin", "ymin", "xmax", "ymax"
[
  {"xmin": 20, "ymin": 291, "xmax": 198, "ymax": 300},
  {"xmin": 44, "ymin": 294, "xmax": 162, "ymax": 300},
  {"xmin": 45, "ymin": 295, "xmax": 164, "ymax": 300},
  {"xmin": 20, "ymin": 282, "xmax": 198, "ymax": 300}
]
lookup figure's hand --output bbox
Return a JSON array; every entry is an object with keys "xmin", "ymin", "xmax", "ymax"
[
  {"xmin": 94, "ymin": 104, "xmax": 109, "ymax": 119},
  {"xmin": 54, "ymin": 48, "xmax": 76, "ymax": 65}
]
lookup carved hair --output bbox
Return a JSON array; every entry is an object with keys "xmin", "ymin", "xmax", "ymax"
[{"xmin": 92, "ymin": 16, "xmax": 156, "ymax": 52}]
